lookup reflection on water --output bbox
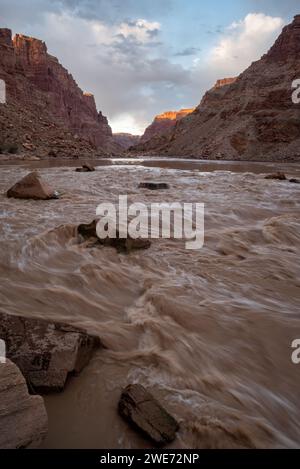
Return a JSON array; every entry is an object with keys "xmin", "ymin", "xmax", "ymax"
[{"xmin": 0, "ymin": 158, "xmax": 300, "ymax": 448}]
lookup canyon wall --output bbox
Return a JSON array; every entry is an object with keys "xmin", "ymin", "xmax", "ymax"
[
  {"xmin": 139, "ymin": 108, "xmax": 195, "ymax": 144},
  {"xmin": 113, "ymin": 133, "xmax": 141, "ymax": 150},
  {"xmin": 0, "ymin": 29, "xmax": 119, "ymax": 157},
  {"xmin": 131, "ymin": 16, "xmax": 300, "ymax": 161}
]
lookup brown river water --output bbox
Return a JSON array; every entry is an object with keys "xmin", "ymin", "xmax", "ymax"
[{"xmin": 0, "ymin": 158, "xmax": 300, "ymax": 449}]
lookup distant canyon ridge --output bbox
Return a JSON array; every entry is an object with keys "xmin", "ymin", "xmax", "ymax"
[{"xmin": 1, "ymin": 16, "xmax": 300, "ymax": 161}]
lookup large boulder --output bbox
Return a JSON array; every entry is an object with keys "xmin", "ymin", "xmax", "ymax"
[
  {"xmin": 7, "ymin": 171, "xmax": 58, "ymax": 200},
  {"xmin": 0, "ymin": 359, "xmax": 48, "ymax": 448},
  {"xmin": 118, "ymin": 384, "xmax": 179, "ymax": 446},
  {"xmin": 78, "ymin": 220, "xmax": 151, "ymax": 253},
  {"xmin": 0, "ymin": 312, "xmax": 101, "ymax": 393}
]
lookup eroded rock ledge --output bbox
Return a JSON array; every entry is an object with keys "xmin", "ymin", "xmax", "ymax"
[{"xmin": 0, "ymin": 312, "xmax": 101, "ymax": 393}]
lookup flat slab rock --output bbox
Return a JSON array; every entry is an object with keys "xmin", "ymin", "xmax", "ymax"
[
  {"xmin": 0, "ymin": 359, "xmax": 48, "ymax": 448},
  {"xmin": 138, "ymin": 182, "xmax": 170, "ymax": 190},
  {"xmin": 7, "ymin": 171, "xmax": 58, "ymax": 200},
  {"xmin": 118, "ymin": 384, "xmax": 179, "ymax": 446},
  {"xmin": 0, "ymin": 312, "xmax": 101, "ymax": 393}
]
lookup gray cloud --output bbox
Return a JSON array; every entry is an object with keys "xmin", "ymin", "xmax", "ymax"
[
  {"xmin": 174, "ymin": 47, "xmax": 201, "ymax": 57},
  {"xmin": 58, "ymin": 0, "xmax": 175, "ymax": 23}
]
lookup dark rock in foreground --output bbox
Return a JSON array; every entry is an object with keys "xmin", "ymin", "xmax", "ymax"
[
  {"xmin": 139, "ymin": 182, "xmax": 170, "ymax": 190},
  {"xmin": 118, "ymin": 384, "xmax": 179, "ymax": 446},
  {"xmin": 75, "ymin": 163, "xmax": 95, "ymax": 172},
  {"xmin": 264, "ymin": 172, "xmax": 287, "ymax": 181},
  {"xmin": 0, "ymin": 312, "xmax": 101, "ymax": 393},
  {"xmin": 0, "ymin": 359, "xmax": 48, "ymax": 448},
  {"xmin": 78, "ymin": 220, "xmax": 151, "ymax": 253},
  {"xmin": 290, "ymin": 178, "xmax": 300, "ymax": 184},
  {"xmin": 7, "ymin": 171, "xmax": 58, "ymax": 200}
]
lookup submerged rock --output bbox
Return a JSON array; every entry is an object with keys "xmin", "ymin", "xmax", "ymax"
[
  {"xmin": 0, "ymin": 312, "xmax": 101, "ymax": 393},
  {"xmin": 139, "ymin": 181, "xmax": 170, "ymax": 190},
  {"xmin": 0, "ymin": 359, "xmax": 48, "ymax": 448},
  {"xmin": 264, "ymin": 172, "xmax": 287, "ymax": 181},
  {"xmin": 7, "ymin": 171, "xmax": 58, "ymax": 200},
  {"xmin": 75, "ymin": 163, "xmax": 95, "ymax": 172},
  {"xmin": 118, "ymin": 384, "xmax": 179, "ymax": 446},
  {"xmin": 77, "ymin": 220, "xmax": 151, "ymax": 253},
  {"xmin": 289, "ymin": 178, "xmax": 300, "ymax": 184}
]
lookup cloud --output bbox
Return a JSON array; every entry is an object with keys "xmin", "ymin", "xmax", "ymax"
[
  {"xmin": 187, "ymin": 13, "xmax": 285, "ymax": 106},
  {"xmin": 117, "ymin": 18, "xmax": 161, "ymax": 43},
  {"xmin": 209, "ymin": 13, "xmax": 284, "ymax": 72},
  {"xmin": 174, "ymin": 47, "xmax": 201, "ymax": 57}
]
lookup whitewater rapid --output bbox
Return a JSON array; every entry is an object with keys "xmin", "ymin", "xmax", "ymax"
[{"xmin": 0, "ymin": 158, "xmax": 300, "ymax": 448}]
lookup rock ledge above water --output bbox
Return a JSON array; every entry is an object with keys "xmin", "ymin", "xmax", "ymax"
[{"xmin": 0, "ymin": 312, "xmax": 101, "ymax": 393}]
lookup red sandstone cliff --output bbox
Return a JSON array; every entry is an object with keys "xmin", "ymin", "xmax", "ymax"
[
  {"xmin": 0, "ymin": 29, "xmax": 119, "ymax": 157},
  {"xmin": 131, "ymin": 16, "xmax": 300, "ymax": 161},
  {"xmin": 139, "ymin": 108, "xmax": 195, "ymax": 144}
]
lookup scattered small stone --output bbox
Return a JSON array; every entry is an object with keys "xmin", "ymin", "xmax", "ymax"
[
  {"xmin": 78, "ymin": 220, "xmax": 151, "ymax": 253},
  {"xmin": 75, "ymin": 163, "xmax": 95, "ymax": 172},
  {"xmin": 289, "ymin": 178, "xmax": 300, "ymax": 184},
  {"xmin": 118, "ymin": 384, "xmax": 179, "ymax": 446},
  {"xmin": 0, "ymin": 359, "xmax": 48, "ymax": 448},
  {"xmin": 7, "ymin": 171, "xmax": 58, "ymax": 200},
  {"xmin": 139, "ymin": 182, "xmax": 170, "ymax": 190},
  {"xmin": 0, "ymin": 312, "xmax": 101, "ymax": 393},
  {"xmin": 264, "ymin": 172, "xmax": 286, "ymax": 180}
]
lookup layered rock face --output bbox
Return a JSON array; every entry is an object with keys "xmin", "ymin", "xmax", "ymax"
[
  {"xmin": 139, "ymin": 108, "xmax": 195, "ymax": 144},
  {"xmin": 132, "ymin": 16, "xmax": 300, "ymax": 161},
  {"xmin": 0, "ymin": 30, "xmax": 118, "ymax": 156}
]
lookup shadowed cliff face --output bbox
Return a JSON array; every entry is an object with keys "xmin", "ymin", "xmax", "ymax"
[
  {"xmin": 0, "ymin": 29, "xmax": 119, "ymax": 157},
  {"xmin": 113, "ymin": 133, "xmax": 141, "ymax": 150},
  {"xmin": 131, "ymin": 15, "xmax": 300, "ymax": 161},
  {"xmin": 139, "ymin": 108, "xmax": 195, "ymax": 144}
]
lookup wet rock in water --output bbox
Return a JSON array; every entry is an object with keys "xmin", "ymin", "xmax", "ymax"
[
  {"xmin": 7, "ymin": 171, "xmax": 58, "ymax": 200},
  {"xmin": 75, "ymin": 163, "xmax": 95, "ymax": 172},
  {"xmin": 0, "ymin": 312, "xmax": 101, "ymax": 393},
  {"xmin": 118, "ymin": 384, "xmax": 179, "ymax": 446},
  {"xmin": 77, "ymin": 220, "xmax": 151, "ymax": 252},
  {"xmin": 264, "ymin": 172, "xmax": 286, "ymax": 180},
  {"xmin": 139, "ymin": 182, "xmax": 170, "ymax": 190},
  {"xmin": 289, "ymin": 178, "xmax": 300, "ymax": 184},
  {"xmin": 0, "ymin": 359, "xmax": 48, "ymax": 448},
  {"xmin": 78, "ymin": 220, "xmax": 98, "ymax": 239}
]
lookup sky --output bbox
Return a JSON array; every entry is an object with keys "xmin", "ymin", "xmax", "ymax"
[{"xmin": 0, "ymin": 0, "xmax": 299, "ymax": 134}]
